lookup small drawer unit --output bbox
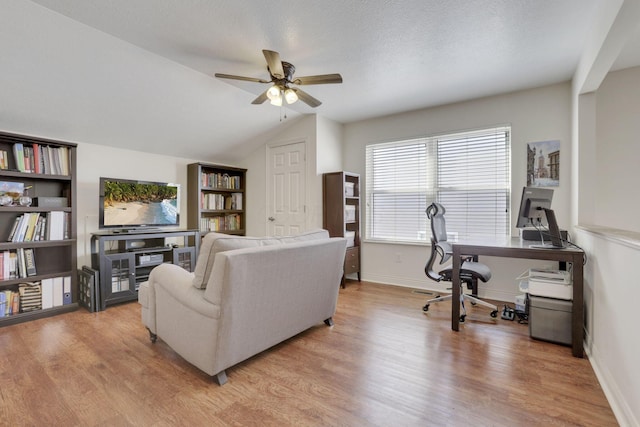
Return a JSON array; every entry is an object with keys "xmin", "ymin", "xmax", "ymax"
[{"xmin": 344, "ymin": 246, "xmax": 360, "ymax": 275}]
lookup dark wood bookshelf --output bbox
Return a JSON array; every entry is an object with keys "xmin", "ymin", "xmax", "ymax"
[{"xmin": 0, "ymin": 131, "xmax": 77, "ymax": 327}]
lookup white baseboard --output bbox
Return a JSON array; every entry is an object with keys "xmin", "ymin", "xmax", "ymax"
[{"xmin": 587, "ymin": 341, "xmax": 638, "ymax": 427}]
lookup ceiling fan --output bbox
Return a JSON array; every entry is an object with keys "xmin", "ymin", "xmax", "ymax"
[{"xmin": 215, "ymin": 49, "xmax": 343, "ymax": 108}]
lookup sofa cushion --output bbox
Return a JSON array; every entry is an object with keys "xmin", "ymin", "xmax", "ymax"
[
  {"xmin": 278, "ymin": 229, "xmax": 329, "ymax": 243},
  {"xmin": 192, "ymin": 233, "xmax": 280, "ymax": 289}
]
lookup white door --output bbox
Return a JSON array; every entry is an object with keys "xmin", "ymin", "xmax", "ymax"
[{"xmin": 267, "ymin": 141, "xmax": 306, "ymax": 237}]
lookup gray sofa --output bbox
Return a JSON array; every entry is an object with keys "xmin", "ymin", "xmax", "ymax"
[{"xmin": 138, "ymin": 229, "xmax": 347, "ymax": 385}]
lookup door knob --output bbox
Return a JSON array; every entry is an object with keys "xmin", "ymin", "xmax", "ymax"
[{"xmin": 268, "ymin": 217, "xmax": 275, "ymax": 222}]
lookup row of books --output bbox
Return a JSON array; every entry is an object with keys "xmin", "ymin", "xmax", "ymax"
[
  {"xmin": 200, "ymin": 192, "xmax": 243, "ymax": 210},
  {"xmin": 199, "ymin": 214, "xmax": 242, "ymax": 232},
  {"xmin": 0, "ymin": 248, "xmax": 36, "ymax": 280},
  {"xmin": 200, "ymin": 172, "xmax": 241, "ymax": 189},
  {"xmin": 0, "ymin": 150, "xmax": 9, "ymax": 170},
  {"xmin": 11, "ymin": 143, "xmax": 71, "ymax": 175},
  {"xmin": 0, "ymin": 277, "xmax": 72, "ymax": 317},
  {"xmin": 7, "ymin": 211, "xmax": 69, "ymax": 243}
]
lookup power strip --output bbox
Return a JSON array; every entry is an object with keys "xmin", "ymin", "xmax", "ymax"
[{"xmin": 501, "ymin": 305, "xmax": 515, "ymax": 321}]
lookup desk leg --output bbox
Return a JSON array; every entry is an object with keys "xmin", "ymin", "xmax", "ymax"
[
  {"xmin": 451, "ymin": 248, "xmax": 462, "ymax": 331},
  {"xmin": 572, "ymin": 255, "xmax": 584, "ymax": 358}
]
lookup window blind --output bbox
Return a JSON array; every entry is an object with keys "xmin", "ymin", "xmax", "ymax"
[{"xmin": 365, "ymin": 126, "xmax": 511, "ymax": 242}]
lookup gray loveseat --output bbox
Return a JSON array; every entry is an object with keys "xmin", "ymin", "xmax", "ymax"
[{"xmin": 138, "ymin": 229, "xmax": 347, "ymax": 385}]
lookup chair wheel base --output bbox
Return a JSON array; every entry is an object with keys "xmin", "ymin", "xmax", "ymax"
[
  {"xmin": 490, "ymin": 310, "xmax": 499, "ymax": 318},
  {"xmin": 459, "ymin": 315, "xmax": 466, "ymax": 323},
  {"xmin": 422, "ymin": 304, "xmax": 430, "ymax": 312}
]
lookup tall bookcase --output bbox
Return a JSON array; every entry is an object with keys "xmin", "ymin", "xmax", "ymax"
[
  {"xmin": 323, "ymin": 171, "xmax": 361, "ymax": 287},
  {"xmin": 187, "ymin": 163, "xmax": 246, "ymax": 236},
  {"xmin": 0, "ymin": 131, "xmax": 77, "ymax": 327}
]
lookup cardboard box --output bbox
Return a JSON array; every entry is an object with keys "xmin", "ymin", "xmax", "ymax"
[
  {"xmin": 344, "ymin": 182, "xmax": 355, "ymax": 197},
  {"xmin": 345, "ymin": 205, "xmax": 356, "ymax": 222},
  {"xmin": 345, "ymin": 231, "xmax": 355, "ymax": 247},
  {"xmin": 529, "ymin": 295, "xmax": 572, "ymax": 345}
]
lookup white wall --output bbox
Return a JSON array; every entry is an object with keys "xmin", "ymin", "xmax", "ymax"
[
  {"xmin": 75, "ymin": 142, "xmax": 198, "ymax": 268},
  {"xmin": 595, "ymin": 66, "xmax": 640, "ymax": 232},
  {"xmin": 342, "ymin": 83, "xmax": 572, "ymax": 301},
  {"xmin": 574, "ymin": 66, "xmax": 640, "ymax": 427},
  {"xmin": 239, "ymin": 114, "xmax": 343, "ymax": 237}
]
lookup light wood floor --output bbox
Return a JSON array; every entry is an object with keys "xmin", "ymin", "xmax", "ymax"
[{"xmin": 0, "ymin": 281, "xmax": 617, "ymax": 426}]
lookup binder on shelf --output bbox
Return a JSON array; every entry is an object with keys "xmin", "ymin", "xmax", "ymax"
[
  {"xmin": 52, "ymin": 277, "xmax": 64, "ymax": 307},
  {"xmin": 41, "ymin": 278, "xmax": 54, "ymax": 309},
  {"xmin": 63, "ymin": 275, "xmax": 72, "ymax": 305}
]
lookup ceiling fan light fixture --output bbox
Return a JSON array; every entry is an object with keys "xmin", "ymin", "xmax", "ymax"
[
  {"xmin": 270, "ymin": 92, "xmax": 283, "ymax": 106},
  {"xmin": 266, "ymin": 85, "xmax": 281, "ymax": 101},
  {"xmin": 284, "ymin": 88, "xmax": 298, "ymax": 104}
]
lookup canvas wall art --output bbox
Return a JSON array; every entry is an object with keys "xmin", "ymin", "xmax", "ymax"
[{"xmin": 526, "ymin": 140, "xmax": 560, "ymax": 187}]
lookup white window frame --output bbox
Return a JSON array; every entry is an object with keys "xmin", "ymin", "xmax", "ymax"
[{"xmin": 365, "ymin": 126, "xmax": 511, "ymax": 243}]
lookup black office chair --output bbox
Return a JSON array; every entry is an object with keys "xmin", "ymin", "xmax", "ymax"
[{"xmin": 422, "ymin": 202, "xmax": 498, "ymax": 322}]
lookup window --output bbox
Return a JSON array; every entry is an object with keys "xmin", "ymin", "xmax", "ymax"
[{"xmin": 365, "ymin": 126, "xmax": 511, "ymax": 243}]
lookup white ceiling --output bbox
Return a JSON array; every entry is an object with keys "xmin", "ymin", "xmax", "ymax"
[{"xmin": 1, "ymin": 0, "xmax": 639, "ymax": 162}]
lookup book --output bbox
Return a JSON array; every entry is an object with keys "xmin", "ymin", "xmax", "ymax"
[
  {"xmin": 12, "ymin": 143, "xmax": 25, "ymax": 172},
  {"xmin": 11, "ymin": 291, "xmax": 19, "ymax": 314},
  {"xmin": 7, "ymin": 217, "xmax": 21, "ymax": 242},
  {"xmin": 2, "ymin": 251, "xmax": 9, "ymax": 279},
  {"xmin": 17, "ymin": 248, "xmax": 27, "ymax": 278},
  {"xmin": 8, "ymin": 251, "xmax": 18, "ymax": 279},
  {"xmin": 24, "ymin": 213, "xmax": 40, "ymax": 242},
  {"xmin": 32, "ymin": 143, "xmax": 41, "ymax": 173},
  {"xmin": 47, "ymin": 211, "xmax": 65, "ymax": 240},
  {"xmin": 24, "ymin": 248, "xmax": 36, "ymax": 277}
]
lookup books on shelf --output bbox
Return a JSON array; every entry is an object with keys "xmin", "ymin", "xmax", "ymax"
[
  {"xmin": 0, "ymin": 150, "xmax": 9, "ymax": 169},
  {"xmin": 0, "ymin": 248, "xmax": 37, "ymax": 280},
  {"xmin": 200, "ymin": 172, "xmax": 241, "ymax": 189},
  {"xmin": 0, "ymin": 283, "xmax": 43, "ymax": 316},
  {"xmin": 199, "ymin": 214, "xmax": 241, "ymax": 233},
  {"xmin": 9, "ymin": 143, "xmax": 70, "ymax": 175},
  {"xmin": 6, "ymin": 211, "xmax": 67, "ymax": 243}
]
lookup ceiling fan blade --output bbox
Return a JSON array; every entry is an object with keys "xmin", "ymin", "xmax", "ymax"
[
  {"xmin": 262, "ymin": 49, "xmax": 284, "ymax": 79},
  {"xmin": 293, "ymin": 73, "xmax": 343, "ymax": 85},
  {"xmin": 293, "ymin": 88, "xmax": 322, "ymax": 108},
  {"xmin": 251, "ymin": 90, "xmax": 269, "ymax": 105},
  {"xmin": 215, "ymin": 73, "xmax": 270, "ymax": 84}
]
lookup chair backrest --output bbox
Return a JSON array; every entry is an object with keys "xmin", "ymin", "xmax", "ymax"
[
  {"xmin": 426, "ymin": 202, "xmax": 447, "ymax": 243},
  {"xmin": 424, "ymin": 202, "xmax": 451, "ymax": 282}
]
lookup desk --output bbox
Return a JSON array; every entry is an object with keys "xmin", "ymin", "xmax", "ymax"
[{"xmin": 451, "ymin": 238, "xmax": 584, "ymax": 358}]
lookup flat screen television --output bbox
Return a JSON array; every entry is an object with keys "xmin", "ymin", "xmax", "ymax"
[
  {"xmin": 99, "ymin": 177, "xmax": 180, "ymax": 232},
  {"xmin": 515, "ymin": 186, "xmax": 554, "ymax": 228}
]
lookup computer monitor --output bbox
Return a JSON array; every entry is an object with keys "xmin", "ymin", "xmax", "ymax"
[{"xmin": 515, "ymin": 187, "xmax": 554, "ymax": 228}]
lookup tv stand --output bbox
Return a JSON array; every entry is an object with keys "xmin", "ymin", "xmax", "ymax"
[{"xmin": 91, "ymin": 229, "xmax": 199, "ymax": 310}]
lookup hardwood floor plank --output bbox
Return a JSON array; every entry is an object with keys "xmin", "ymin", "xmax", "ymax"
[{"xmin": 0, "ymin": 281, "xmax": 617, "ymax": 426}]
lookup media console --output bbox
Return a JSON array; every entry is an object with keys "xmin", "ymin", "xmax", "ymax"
[{"xmin": 90, "ymin": 229, "xmax": 199, "ymax": 310}]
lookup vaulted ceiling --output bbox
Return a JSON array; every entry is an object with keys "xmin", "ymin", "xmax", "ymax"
[{"xmin": 2, "ymin": 1, "xmax": 639, "ymax": 161}]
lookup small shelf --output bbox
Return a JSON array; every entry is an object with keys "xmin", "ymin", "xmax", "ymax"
[{"xmin": 323, "ymin": 171, "xmax": 361, "ymax": 288}]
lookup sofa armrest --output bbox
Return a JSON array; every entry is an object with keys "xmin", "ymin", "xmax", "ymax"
[{"xmin": 150, "ymin": 264, "xmax": 220, "ymax": 320}]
